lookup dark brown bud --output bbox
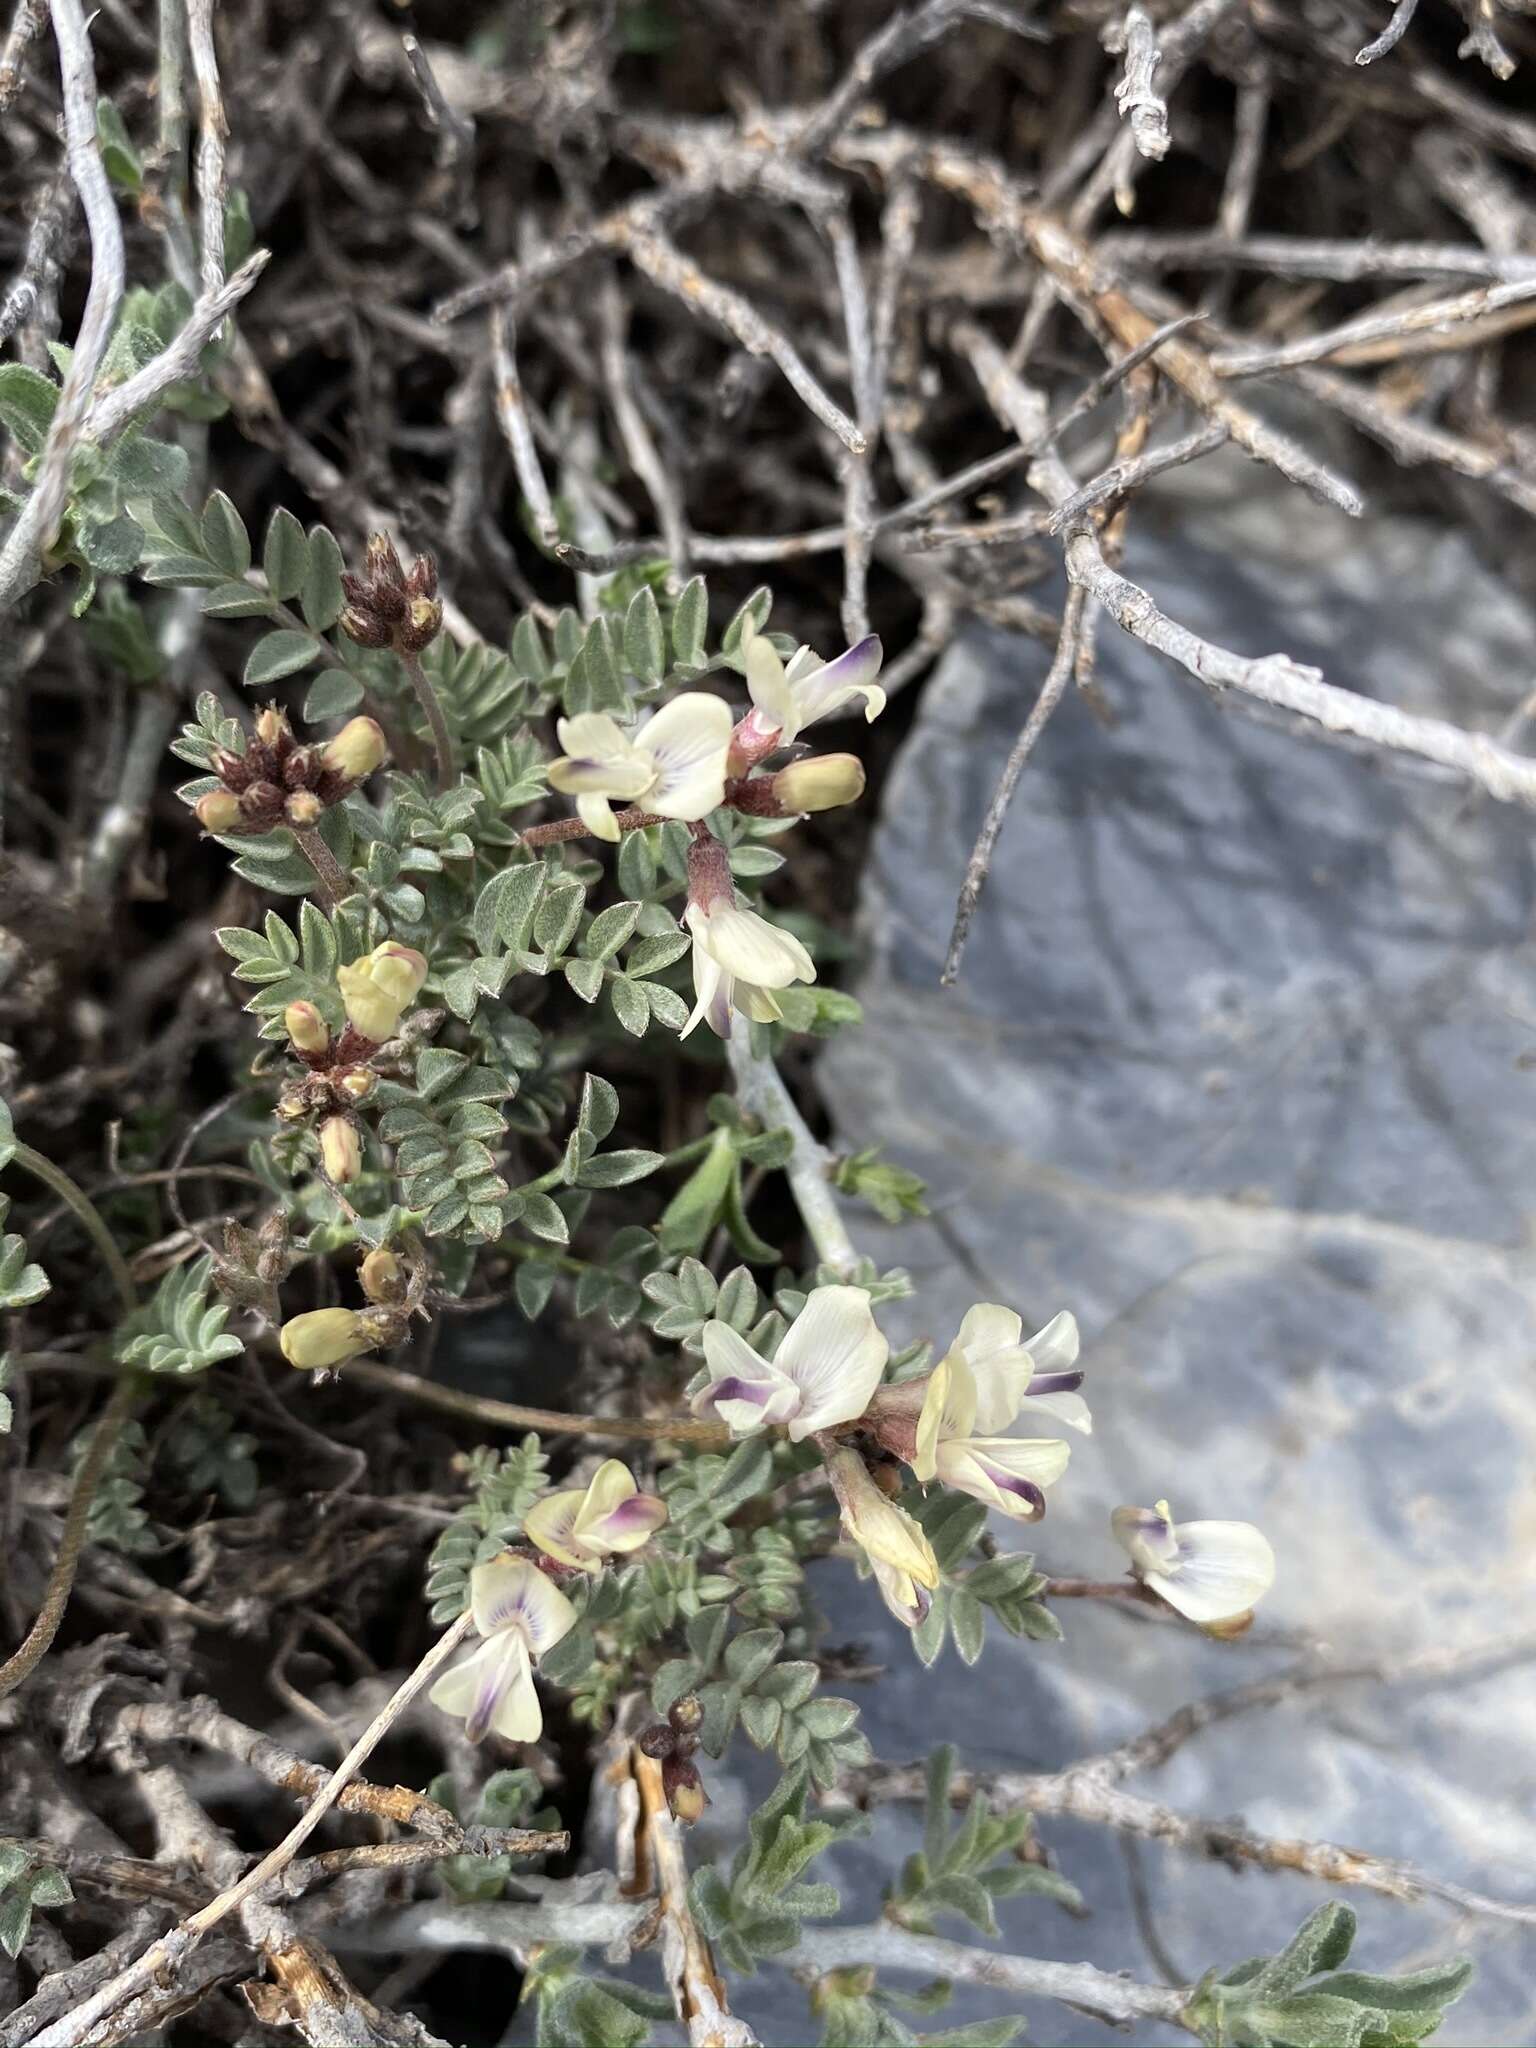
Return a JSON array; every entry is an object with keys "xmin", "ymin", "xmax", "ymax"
[
  {"xmin": 638, "ymin": 1723, "xmax": 677, "ymax": 1760},
  {"xmin": 398, "ymin": 595, "xmax": 443, "ymax": 653},
  {"xmin": 340, "ymin": 606, "xmax": 391, "ymax": 650},
  {"xmin": 364, "ymin": 532, "xmax": 406, "ymax": 591},
  {"xmin": 406, "ymin": 550, "xmax": 438, "ymax": 600},
  {"xmin": 668, "ymin": 1693, "xmax": 704, "ymax": 1737}
]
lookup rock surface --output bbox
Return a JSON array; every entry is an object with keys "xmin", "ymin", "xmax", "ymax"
[{"xmin": 809, "ymin": 451, "xmax": 1536, "ymax": 2046}]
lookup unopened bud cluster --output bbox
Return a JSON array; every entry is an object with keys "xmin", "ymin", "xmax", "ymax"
[
  {"xmin": 636, "ymin": 1693, "xmax": 709, "ymax": 1824},
  {"xmin": 340, "ymin": 533, "xmax": 443, "ymax": 654},
  {"xmin": 273, "ymin": 944, "xmax": 429, "ymax": 1184},
  {"xmin": 195, "ymin": 704, "xmax": 388, "ymax": 837}
]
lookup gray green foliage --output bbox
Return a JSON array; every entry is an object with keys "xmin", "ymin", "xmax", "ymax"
[
  {"xmin": 113, "ymin": 1253, "xmax": 245, "ymax": 1377},
  {"xmin": 1185, "ymin": 1905, "xmax": 1472, "ymax": 2048},
  {"xmin": 888, "ymin": 1746, "xmax": 1080, "ymax": 1936},
  {"xmin": 424, "ymin": 1437, "xmax": 552, "ymax": 1622},
  {"xmin": 0, "ymin": 1845, "xmax": 73, "ymax": 1960},
  {"xmin": 690, "ymin": 1766, "xmax": 863, "ymax": 1972}
]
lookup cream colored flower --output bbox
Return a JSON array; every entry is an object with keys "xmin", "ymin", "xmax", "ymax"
[
  {"xmin": 906, "ymin": 1304, "xmax": 1084, "ymax": 1523},
  {"xmin": 680, "ymin": 896, "xmax": 815, "ymax": 1038},
  {"xmin": 825, "ymin": 1446, "xmax": 940, "ymax": 1621},
  {"xmin": 740, "ymin": 629, "xmax": 885, "ymax": 749},
  {"xmin": 523, "ymin": 1459, "xmax": 668, "ymax": 1571},
  {"xmin": 869, "ymin": 1553, "xmax": 933, "ymax": 1631},
  {"xmin": 337, "ymin": 942, "xmax": 428, "ymax": 1043},
  {"xmin": 428, "ymin": 1555, "xmax": 577, "ymax": 1744},
  {"xmin": 693, "ymin": 1285, "xmax": 888, "ymax": 1442},
  {"xmin": 547, "ymin": 694, "xmax": 733, "ymax": 842},
  {"xmin": 1111, "ymin": 1499, "xmax": 1275, "ymax": 1625},
  {"xmin": 279, "ymin": 1307, "xmax": 379, "ymax": 1371}
]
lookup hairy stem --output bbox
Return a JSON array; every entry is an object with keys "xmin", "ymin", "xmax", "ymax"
[
  {"xmin": 0, "ymin": 1373, "xmax": 137, "ymax": 1701},
  {"xmin": 293, "ymin": 826, "xmax": 348, "ymax": 910},
  {"xmin": 519, "ymin": 805, "xmax": 666, "ymax": 848},
  {"xmin": 9, "ymin": 1140, "xmax": 137, "ymax": 1316},
  {"xmin": 399, "ymin": 645, "xmax": 455, "ymax": 791}
]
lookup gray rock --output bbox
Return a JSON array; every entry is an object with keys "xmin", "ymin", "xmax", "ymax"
[{"xmin": 815, "ymin": 451, "xmax": 1536, "ymax": 2045}]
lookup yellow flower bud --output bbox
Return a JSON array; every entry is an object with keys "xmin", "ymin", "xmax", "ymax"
[
  {"xmin": 194, "ymin": 790, "xmax": 244, "ymax": 834},
  {"xmin": 338, "ymin": 1069, "xmax": 375, "ymax": 1102},
  {"xmin": 359, "ymin": 1247, "xmax": 403, "ymax": 1304},
  {"xmin": 670, "ymin": 1777, "xmax": 708, "ymax": 1825},
  {"xmin": 279, "ymin": 1306, "xmax": 374, "ymax": 1371},
  {"xmin": 284, "ymin": 1001, "xmax": 330, "ymax": 1055},
  {"xmin": 322, "ymin": 716, "xmax": 388, "ymax": 782},
  {"xmin": 770, "ymin": 753, "xmax": 866, "ymax": 814},
  {"xmin": 255, "ymin": 707, "xmax": 289, "ymax": 747},
  {"xmin": 285, "ymin": 790, "xmax": 324, "ymax": 827},
  {"xmin": 336, "ymin": 943, "xmax": 428, "ymax": 1042},
  {"xmin": 319, "ymin": 1116, "xmax": 362, "ymax": 1184},
  {"xmin": 369, "ymin": 942, "xmax": 428, "ymax": 1008}
]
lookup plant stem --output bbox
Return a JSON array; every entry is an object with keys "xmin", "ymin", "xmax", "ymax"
[
  {"xmin": 0, "ymin": 1142, "xmax": 139, "ymax": 1701},
  {"xmin": 725, "ymin": 1035, "xmax": 858, "ymax": 1275},
  {"xmin": 293, "ymin": 826, "xmax": 348, "ymax": 910},
  {"xmin": 519, "ymin": 805, "xmax": 666, "ymax": 848},
  {"xmin": 9, "ymin": 1141, "xmax": 137, "ymax": 1316},
  {"xmin": 399, "ymin": 645, "xmax": 455, "ymax": 791},
  {"xmin": 0, "ymin": 1373, "xmax": 137, "ymax": 1701},
  {"xmin": 345, "ymin": 1359, "xmax": 730, "ymax": 1444}
]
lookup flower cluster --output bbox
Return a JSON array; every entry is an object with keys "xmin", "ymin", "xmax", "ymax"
[
  {"xmin": 687, "ymin": 1283, "xmax": 1083, "ymax": 1629},
  {"xmin": 195, "ymin": 704, "xmax": 388, "ymax": 837},
  {"xmin": 429, "ymin": 1461, "xmax": 668, "ymax": 1745},
  {"xmin": 545, "ymin": 624, "xmax": 885, "ymax": 1038},
  {"xmin": 271, "ymin": 941, "xmax": 429, "ymax": 1205},
  {"xmin": 339, "ymin": 533, "xmax": 443, "ymax": 654}
]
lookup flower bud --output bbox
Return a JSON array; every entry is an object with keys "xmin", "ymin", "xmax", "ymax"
[
  {"xmin": 338, "ymin": 1068, "xmax": 375, "ymax": 1102},
  {"xmin": 279, "ymin": 1306, "xmax": 373, "ymax": 1371},
  {"xmin": 770, "ymin": 752, "xmax": 866, "ymax": 814},
  {"xmin": 663, "ymin": 1757, "xmax": 708, "ymax": 1825},
  {"xmin": 285, "ymin": 790, "xmax": 323, "ymax": 827},
  {"xmin": 194, "ymin": 790, "xmax": 244, "ymax": 834},
  {"xmin": 359, "ymin": 1247, "xmax": 404, "ymax": 1304},
  {"xmin": 638, "ymin": 1722, "xmax": 677, "ymax": 1760},
  {"xmin": 341, "ymin": 606, "xmax": 391, "ymax": 649},
  {"xmin": 400, "ymin": 595, "xmax": 443, "ymax": 652},
  {"xmin": 364, "ymin": 532, "xmax": 406, "ymax": 593},
  {"xmin": 322, "ymin": 716, "xmax": 388, "ymax": 782},
  {"xmin": 255, "ymin": 706, "xmax": 290, "ymax": 747},
  {"xmin": 668, "ymin": 1693, "xmax": 704, "ymax": 1737},
  {"xmin": 284, "ymin": 1001, "xmax": 330, "ymax": 1055},
  {"xmin": 319, "ymin": 1116, "xmax": 362, "ymax": 1184}
]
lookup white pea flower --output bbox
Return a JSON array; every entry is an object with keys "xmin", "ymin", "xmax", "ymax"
[
  {"xmin": 428, "ymin": 1555, "xmax": 577, "ymax": 1744},
  {"xmin": 681, "ymin": 893, "xmax": 816, "ymax": 1038},
  {"xmin": 547, "ymin": 693, "xmax": 733, "ymax": 842},
  {"xmin": 825, "ymin": 1446, "xmax": 940, "ymax": 1622},
  {"xmin": 1111, "ymin": 1499, "xmax": 1275, "ymax": 1626},
  {"xmin": 737, "ymin": 628, "xmax": 885, "ymax": 752},
  {"xmin": 523, "ymin": 1458, "xmax": 668, "ymax": 1571},
  {"xmin": 692, "ymin": 1284, "xmax": 888, "ymax": 1441},
  {"xmin": 900, "ymin": 1306, "xmax": 1084, "ymax": 1522}
]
